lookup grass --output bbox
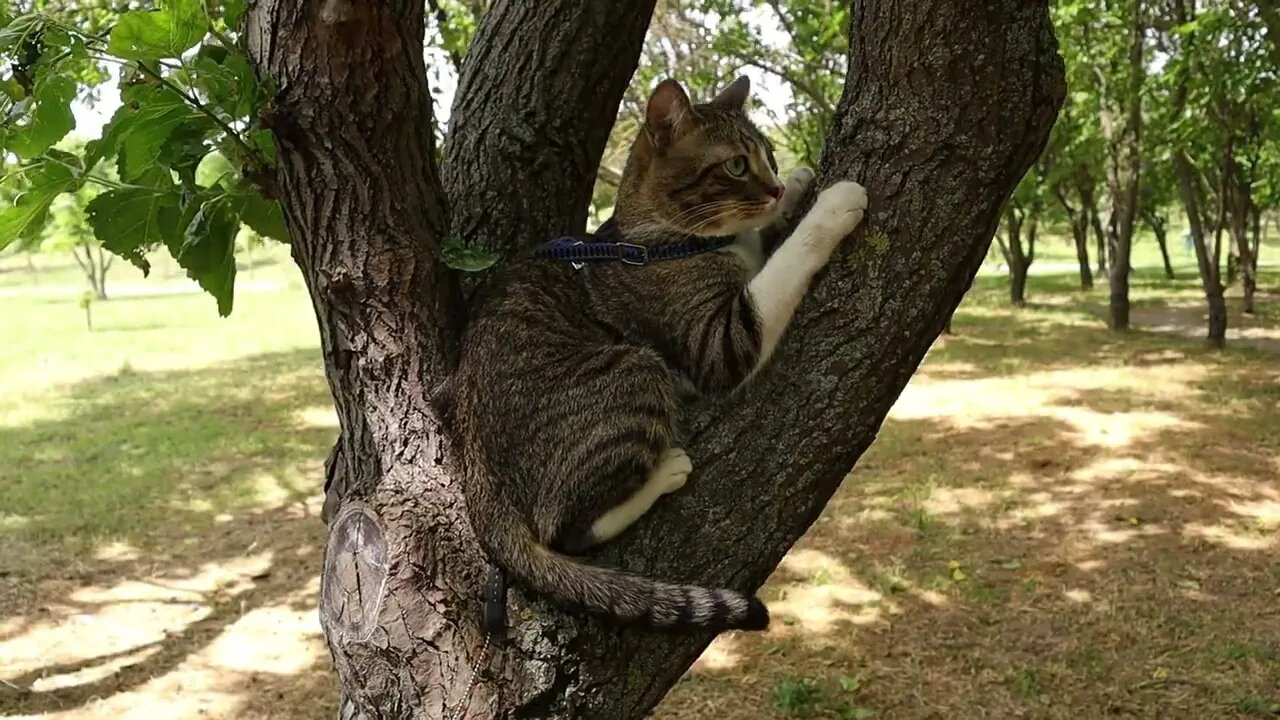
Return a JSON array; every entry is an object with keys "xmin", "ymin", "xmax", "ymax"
[
  {"xmin": 658, "ymin": 264, "xmax": 1280, "ymax": 719},
  {"xmin": 1, "ymin": 245, "xmax": 1279, "ymax": 719}
]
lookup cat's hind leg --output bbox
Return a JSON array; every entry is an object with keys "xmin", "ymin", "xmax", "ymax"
[
  {"xmin": 553, "ymin": 447, "xmax": 691, "ymax": 554},
  {"xmin": 589, "ymin": 447, "xmax": 692, "ymax": 544}
]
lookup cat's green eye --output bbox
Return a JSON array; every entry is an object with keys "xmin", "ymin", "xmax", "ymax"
[{"xmin": 723, "ymin": 156, "xmax": 748, "ymax": 178}]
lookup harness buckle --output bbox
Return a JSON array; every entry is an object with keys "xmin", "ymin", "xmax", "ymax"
[
  {"xmin": 570, "ymin": 240, "xmax": 586, "ymax": 271},
  {"xmin": 617, "ymin": 242, "xmax": 649, "ymax": 266}
]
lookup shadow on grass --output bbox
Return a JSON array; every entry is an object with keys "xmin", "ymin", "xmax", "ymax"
[
  {"xmin": 661, "ymin": 289, "xmax": 1280, "ymax": 720},
  {"xmin": 0, "ymin": 349, "xmax": 338, "ymax": 718},
  {"xmin": 0, "ymin": 348, "xmax": 333, "ymax": 569}
]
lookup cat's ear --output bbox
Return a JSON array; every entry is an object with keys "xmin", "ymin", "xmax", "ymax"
[
  {"xmin": 645, "ymin": 79, "xmax": 692, "ymax": 145},
  {"xmin": 711, "ymin": 75, "xmax": 750, "ymax": 111}
]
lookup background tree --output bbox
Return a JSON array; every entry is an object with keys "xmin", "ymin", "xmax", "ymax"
[
  {"xmin": 43, "ymin": 182, "xmax": 113, "ymax": 299},
  {"xmin": 1094, "ymin": 0, "xmax": 1146, "ymax": 331},
  {"xmin": 998, "ymin": 163, "xmax": 1047, "ymax": 307}
]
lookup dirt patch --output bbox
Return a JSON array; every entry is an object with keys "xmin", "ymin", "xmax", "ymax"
[
  {"xmin": 3, "ymin": 274, "xmax": 1278, "ymax": 719},
  {"xmin": 1129, "ymin": 293, "xmax": 1280, "ymax": 355}
]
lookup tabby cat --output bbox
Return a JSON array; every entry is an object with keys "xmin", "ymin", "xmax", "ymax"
[{"xmin": 439, "ymin": 76, "xmax": 868, "ymax": 632}]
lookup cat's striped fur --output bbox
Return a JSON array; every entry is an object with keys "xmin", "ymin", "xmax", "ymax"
[{"xmin": 439, "ymin": 76, "xmax": 868, "ymax": 632}]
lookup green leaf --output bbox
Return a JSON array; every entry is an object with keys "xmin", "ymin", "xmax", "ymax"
[
  {"xmin": 442, "ymin": 238, "xmax": 500, "ymax": 271},
  {"xmin": 839, "ymin": 675, "xmax": 863, "ymax": 693},
  {"xmin": 195, "ymin": 150, "xmax": 236, "ymax": 188},
  {"xmin": 84, "ymin": 185, "xmax": 184, "ymax": 275},
  {"xmin": 0, "ymin": 13, "xmax": 42, "ymax": 52},
  {"xmin": 107, "ymin": 0, "xmax": 207, "ymax": 60},
  {"xmin": 191, "ymin": 45, "xmax": 258, "ymax": 118},
  {"xmin": 223, "ymin": 0, "xmax": 246, "ymax": 30},
  {"xmin": 0, "ymin": 151, "xmax": 83, "ymax": 250},
  {"xmin": 247, "ymin": 128, "xmax": 276, "ymax": 163},
  {"xmin": 180, "ymin": 196, "xmax": 238, "ymax": 315},
  {"xmin": 90, "ymin": 85, "xmax": 203, "ymax": 182},
  {"xmin": 157, "ymin": 117, "xmax": 217, "ymax": 187},
  {"xmin": 234, "ymin": 191, "xmax": 290, "ymax": 243},
  {"xmin": 6, "ymin": 74, "xmax": 76, "ymax": 158}
]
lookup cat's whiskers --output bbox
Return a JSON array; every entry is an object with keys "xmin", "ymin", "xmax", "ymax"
[{"xmin": 665, "ymin": 201, "xmax": 742, "ymax": 228}]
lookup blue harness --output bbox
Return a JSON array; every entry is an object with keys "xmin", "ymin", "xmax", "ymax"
[{"xmin": 533, "ymin": 219, "xmax": 735, "ymax": 269}]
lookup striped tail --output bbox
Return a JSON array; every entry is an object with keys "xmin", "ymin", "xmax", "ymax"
[{"xmin": 475, "ymin": 488, "xmax": 768, "ymax": 632}]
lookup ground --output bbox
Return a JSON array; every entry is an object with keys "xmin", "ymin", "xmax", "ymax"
[{"xmin": 1, "ymin": 235, "xmax": 1277, "ymax": 719}]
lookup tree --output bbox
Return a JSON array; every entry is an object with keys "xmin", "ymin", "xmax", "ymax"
[
  {"xmin": 45, "ymin": 184, "xmax": 113, "ymax": 299},
  {"xmin": 998, "ymin": 166, "xmax": 1046, "ymax": 306},
  {"xmin": 0, "ymin": 0, "xmax": 1065, "ymax": 716},
  {"xmin": 1050, "ymin": 0, "xmax": 1109, "ymax": 291},
  {"xmin": 1157, "ymin": 0, "xmax": 1277, "ymax": 344},
  {"xmin": 1137, "ymin": 158, "xmax": 1177, "ymax": 281},
  {"xmin": 1095, "ymin": 0, "xmax": 1146, "ymax": 330}
]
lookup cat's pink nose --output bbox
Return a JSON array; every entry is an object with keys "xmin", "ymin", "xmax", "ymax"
[{"xmin": 768, "ymin": 184, "xmax": 785, "ymax": 200}]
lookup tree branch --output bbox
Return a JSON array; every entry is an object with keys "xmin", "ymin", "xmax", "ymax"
[
  {"xmin": 735, "ymin": 54, "xmax": 836, "ymax": 117},
  {"xmin": 442, "ymin": 0, "xmax": 659, "ymax": 259}
]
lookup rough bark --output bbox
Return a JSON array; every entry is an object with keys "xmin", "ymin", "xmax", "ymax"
[
  {"xmin": 246, "ymin": 0, "xmax": 1064, "ymax": 717},
  {"xmin": 442, "ymin": 1, "xmax": 658, "ymax": 262}
]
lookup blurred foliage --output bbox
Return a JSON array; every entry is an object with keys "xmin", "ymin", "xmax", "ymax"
[{"xmin": 3, "ymin": 0, "xmax": 1274, "ymax": 316}]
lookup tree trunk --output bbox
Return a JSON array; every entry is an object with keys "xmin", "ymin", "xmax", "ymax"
[
  {"xmin": 1174, "ymin": 151, "xmax": 1226, "ymax": 349},
  {"xmin": 1001, "ymin": 205, "xmax": 1032, "ymax": 307},
  {"xmin": 71, "ymin": 244, "xmax": 108, "ymax": 300},
  {"xmin": 1146, "ymin": 211, "xmax": 1174, "ymax": 280},
  {"xmin": 1072, "ymin": 211, "xmax": 1093, "ymax": 290},
  {"xmin": 95, "ymin": 246, "xmax": 110, "ymax": 300},
  {"xmin": 1087, "ymin": 195, "xmax": 1108, "ymax": 274},
  {"xmin": 1055, "ymin": 183, "xmax": 1093, "ymax": 290},
  {"xmin": 245, "ymin": 0, "xmax": 1065, "ymax": 717},
  {"xmin": 1224, "ymin": 154, "xmax": 1257, "ymax": 314},
  {"xmin": 1102, "ymin": 0, "xmax": 1143, "ymax": 331}
]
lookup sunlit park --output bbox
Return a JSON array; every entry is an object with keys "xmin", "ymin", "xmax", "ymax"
[{"xmin": 3, "ymin": 1, "xmax": 1279, "ymax": 719}]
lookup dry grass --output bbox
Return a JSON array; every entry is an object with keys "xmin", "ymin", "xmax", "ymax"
[
  {"xmin": 1, "ymin": 257, "xmax": 1278, "ymax": 719},
  {"xmin": 656, "ymin": 271, "xmax": 1280, "ymax": 720}
]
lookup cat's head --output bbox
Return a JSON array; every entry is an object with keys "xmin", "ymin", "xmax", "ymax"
[{"xmin": 616, "ymin": 76, "xmax": 785, "ymax": 239}]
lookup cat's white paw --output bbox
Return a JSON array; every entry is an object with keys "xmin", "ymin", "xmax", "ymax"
[
  {"xmin": 806, "ymin": 180, "xmax": 868, "ymax": 241},
  {"xmin": 652, "ymin": 447, "xmax": 692, "ymax": 494},
  {"xmin": 780, "ymin": 167, "xmax": 815, "ymax": 217}
]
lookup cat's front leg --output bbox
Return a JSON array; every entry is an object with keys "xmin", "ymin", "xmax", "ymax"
[
  {"xmin": 747, "ymin": 180, "xmax": 868, "ymax": 370},
  {"xmin": 757, "ymin": 167, "xmax": 818, "ymax": 259},
  {"xmin": 777, "ymin": 167, "xmax": 816, "ymax": 222}
]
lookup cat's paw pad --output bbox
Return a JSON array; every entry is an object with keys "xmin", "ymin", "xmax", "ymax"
[{"xmin": 653, "ymin": 447, "xmax": 692, "ymax": 494}]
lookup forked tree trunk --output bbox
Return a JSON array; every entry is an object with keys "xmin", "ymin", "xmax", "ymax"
[
  {"xmin": 71, "ymin": 244, "xmax": 108, "ymax": 300},
  {"xmin": 244, "ymin": 0, "xmax": 1064, "ymax": 717},
  {"xmin": 1145, "ymin": 210, "xmax": 1174, "ymax": 280},
  {"xmin": 1054, "ymin": 183, "xmax": 1093, "ymax": 290},
  {"xmin": 999, "ymin": 205, "xmax": 1033, "ymax": 307}
]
